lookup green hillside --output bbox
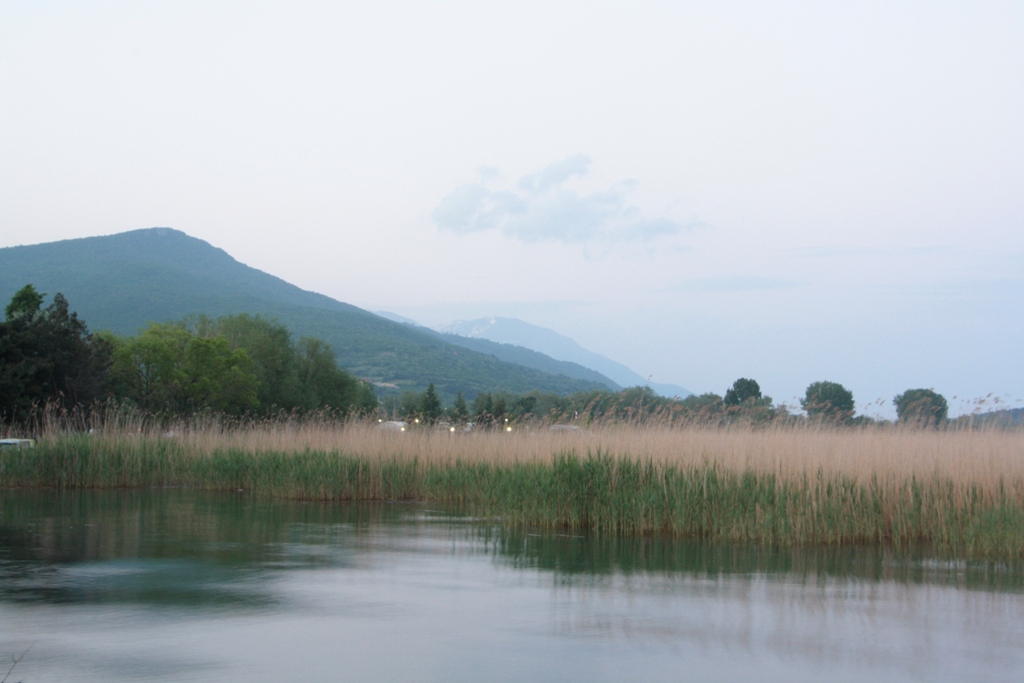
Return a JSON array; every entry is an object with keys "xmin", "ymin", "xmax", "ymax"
[
  {"xmin": 432, "ymin": 332, "xmax": 621, "ymax": 391},
  {"xmin": 0, "ymin": 228, "xmax": 612, "ymax": 399}
]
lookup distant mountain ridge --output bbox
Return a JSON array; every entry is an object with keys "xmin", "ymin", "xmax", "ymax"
[
  {"xmin": 374, "ymin": 311, "xmax": 422, "ymax": 327},
  {"xmin": 431, "ymin": 333, "xmax": 621, "ymax": 391},
  {"xmin": 437, "ymin": 317, "xmax": 691, "ymax": 398},
  {"xmin": 0, "ymin": 228, "xmax": 610, "ymax": 399},
  {"xmin": 374, "ymin": 311, "xmax": 621, "ymax": 390}
]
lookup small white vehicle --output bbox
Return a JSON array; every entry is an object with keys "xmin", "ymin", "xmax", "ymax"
[
  {"xmin": 378, "ymin": 421, "xmax": 408, "ymax": 432},
  {"xmin": 0, "ymin": 438, "xmax": 35, "ymax": 449}
]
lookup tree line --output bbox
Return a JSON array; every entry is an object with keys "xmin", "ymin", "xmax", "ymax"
[
  {"xmin": 390, "ymin": 377, "xmax": 951, "ymax": 428},
  {"xmin": 0, "ymin": 285, "xmax": 376, "ymax": 423},
  {"xmin": 1, "ymin": 284, "xmax": 954, "ymax": 428}
]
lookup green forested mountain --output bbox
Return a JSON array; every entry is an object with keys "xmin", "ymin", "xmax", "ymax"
[
  {"xmin": 373, "ymin": 312, "xmax": 621, "ymax": 390},
  {"xmin": 0, "ymin": 228, "xmax": 613, "ymax": 399},
  {"xmin": 432, "ymin": 332, "xmax": 621, "ymax": 391}
]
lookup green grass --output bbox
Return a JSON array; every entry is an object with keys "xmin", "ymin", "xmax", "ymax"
[{"xmin": 3, "ymin": 435, "xmax": 1024, "ymax": 559}]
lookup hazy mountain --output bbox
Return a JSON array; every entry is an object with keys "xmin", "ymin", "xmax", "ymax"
[
  {"xmin": 373, "ymin": 310, "xmax": 423, "ymax": 327},
  {"xmin": 438, "ymin": 317, "xmax": 692, "ymax": 398},
  {"xmin": 431, "ymin": 333, "xmax": 621, "ymax": 390},
  {"xmin": 0, "ymin": 228, "xmax": 610, "ymax": 399},
  {"xmin": 373, "ymin": 311, "xmax": 621, "ymax": 390}
]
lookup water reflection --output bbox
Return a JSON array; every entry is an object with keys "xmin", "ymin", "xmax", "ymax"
[
  {"xmin": 487, "ymin": 528, "xmax": 1024, "ymax": 592},
  {"xmin": 2, "ymin": 489, "xmax": 1023, "ymax": 682}
]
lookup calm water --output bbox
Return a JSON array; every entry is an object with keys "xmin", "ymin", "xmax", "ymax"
[{"xmin": 2, "ymin": 490, "xmax": 1024, "ymax": 682}]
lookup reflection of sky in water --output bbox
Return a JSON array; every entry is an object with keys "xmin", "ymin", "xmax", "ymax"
[{"xmin": 1, "ymin": 490, "xmax": 1024, "ymax": 682}]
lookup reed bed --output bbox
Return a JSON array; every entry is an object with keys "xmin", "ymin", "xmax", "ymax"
[{"xmin": 3, "ymin": 413, "xmax": 1023, "ymax": 558}]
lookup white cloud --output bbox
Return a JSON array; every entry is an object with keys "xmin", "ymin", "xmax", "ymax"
[
  {"xmin": 433, "ymin": 155, "xmax": 687, "ymax": 244},
  {"xmin": 518, "ymin": 153, "xmax": 590, "ymax": 195}
]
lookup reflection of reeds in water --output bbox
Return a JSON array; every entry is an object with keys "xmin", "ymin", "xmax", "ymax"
[{"xmin": 4, "ymin": 408, "xmax": 1024, "ymax": 558}]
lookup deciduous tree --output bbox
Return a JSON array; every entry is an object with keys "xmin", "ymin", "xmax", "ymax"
[
  {"xmin": 724, "ymin": 378, "xmax": 761, "ymax": 406},
  {"xmin": 801, "ymin": 381, "xmax": 854, "ymax": 422},
  {"xmin": 110, "ymin": 323, "xmax": 258, "ymax": 415},
  {"xmin": 893, "ymin": 389, "xmax": 948, "ymax": 427}
]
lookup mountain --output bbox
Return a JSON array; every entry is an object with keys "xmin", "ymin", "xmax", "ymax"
[
  {"xmin": 373, "ymin": 310, "xmax": 621, "ymax": 391},
  {"xmin": 0, "ymin": 228, "xmax": 610, "ymax": 399},
  {"xmin": 431, "ymin": 333, "xmax": 621, "ymax": 391},
  {"xmin": 437, "ymin": 317, "xmax": 692, "ymax": 398},
  {"xmin": 373, "ymin": 310, "xmax": 423, "ymax": 327}
]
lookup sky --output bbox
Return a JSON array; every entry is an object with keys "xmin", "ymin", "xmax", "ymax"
[{"xmin": 1, "ymin": 1, "xmax": 1021, "ymax": 417}]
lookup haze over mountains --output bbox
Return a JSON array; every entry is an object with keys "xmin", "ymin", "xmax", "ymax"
[
  {"xmin": 437, "ymin": 318, "xmax": 692, "ymax": 398},
  {"xmin": 0, "ymin": 228, "xmax": 623, "ymax": 400},
  {"xmin": 376, "ymin": 308, "xmax": 692, "ymax": 398},
  {"xmin": 373, "ymin": 311, "xmax": 626, "ymax": 392}
]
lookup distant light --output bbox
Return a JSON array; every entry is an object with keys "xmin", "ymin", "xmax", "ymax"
[
  {"xmin": 400, "ymin": 427, "xmax": 406, "ymax": 432},
  {"xmin": 414, "ymin": 418, "xmax": 420, "ymax": 423},
  {"xmin": 450, "ymin": 426, "xmax": 455, "ymax": 432},
  {"xmin": 506, "ymin": 426, "xmax": 512, "ymax": 432}
]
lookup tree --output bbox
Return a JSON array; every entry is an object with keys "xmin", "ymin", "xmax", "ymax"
[
  {"xmin": 34, "ymin": 293, "xmax": 113, "ymax": 408},
  {"xmin": 110, "ymin": 323, "xmax": 258, "ymax": 415},
  {"xmin": 491, "ymin": 395, "xmax": 508, "ymax": 423},
  {"xmin": 680, "ymin": 393, "xmax": 725, "ymax": 421},
  {"xmin": 0, "ymin": 316, "xmax": 45, "ymax": 421},
  {"xmin": 199, "ymin": 314, "xmax": 301, "ymax": 410},
  {"xmin": 5, "ymin": 284, "xmax": 44, "ymax": 321},
  {"xmin": 473, "ymin": 393, "xmax": 493, "ymax": 422},
  {"xmin": 472, "ymin": 392, "xmax": 509, "ymax": 426},
  {"xmin": 419, "ymin": 383, "xmax": 443, "ymax": 424},
  {"xmin": 181, "ymin": 335, "xmax": 259, "ymax": 414},
  {"xmin": 0, "ymin": 287, "xmax": 112, "ymax": 422},
  {"xmin": 451, "ymin": 392, "xmax": 469, "ymax": 421},
  {"xmin": 621, "ymin": 385, "xmax": 660, "ymax": 417},
  {"xmin": 190, "ymin": 314, "xmax": 377, "ymax": 416},
  {"xmin": 512, "ymin": 394, "xmax": 537, "ymax": 418},
  {"xmin": 801, "ymin": 381, "xmax": 854, "ymax": 422},
  {"xmin": 724, "ymin": 378, "xmax": 761, "ymax": 406},
  {"xmin": 893, "ymin": 389, "xmax": 948, "ymax": 427},
  {"xmin": 295, "ymin": 336, "xmax": 376, "ymax": 414},
  {"xmin": 398, "ymin": 390, "xmax": 423, "ymax": 419}
]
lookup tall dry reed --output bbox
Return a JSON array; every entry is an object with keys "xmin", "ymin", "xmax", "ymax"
[
  {"xmin": 64, "ymin": 414, "xmax": 1021, "ymax": 489},
  {"xmin": 4, "ymin": 408, "xmax": 1023, "ymax": 558}
]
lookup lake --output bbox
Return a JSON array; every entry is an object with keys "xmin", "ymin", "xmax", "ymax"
[{"xmin": 2, "ymin": 489, "xmax": 1023, "ymax": 682}]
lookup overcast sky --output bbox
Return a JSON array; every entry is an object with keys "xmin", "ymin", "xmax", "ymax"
[{"xmin": 1, "ymin": 1, "xmax": 1021, "ymax": 416}]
